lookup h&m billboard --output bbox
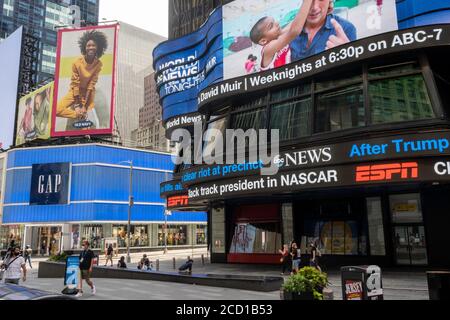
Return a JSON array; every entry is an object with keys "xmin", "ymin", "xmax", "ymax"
[
  {"xmin": 16, "ymin": 82, "xmax": 54, "ymax": 146},
  {"xmin": 51, "ymin": 25, "xmax": 119, "ymax": 137}
]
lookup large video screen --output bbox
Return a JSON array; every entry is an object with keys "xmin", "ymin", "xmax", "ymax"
[
  {"xmin": 153, "ymin": 0, "xmax": 401, "ymax": 124},
  {"xmin": 51, "ymin": 25, "xmax": 118, "ymax": 137},
  {"xmin": 223, "ymin": 0, "xmax": 398, "ymax": 79},
  {"xmin": 0, "ymin": 27, "xmax": 23, "ymax": 150},
  {"xmin": 16, "ymin": 82, "xmax": 54, "ymax": 146}
]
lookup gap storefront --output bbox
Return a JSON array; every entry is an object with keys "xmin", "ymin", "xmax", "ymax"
[{"xmin": 0, "ymin": 144, "xmax": 206, "ymax": 254}]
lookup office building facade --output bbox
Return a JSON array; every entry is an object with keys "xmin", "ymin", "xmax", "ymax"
[
  {"xmin": 168, "ymin": 0, "xmax": 232, "ymax": 39},
  {"xmin": 0, "ymin": 0, "xmax": 99, "ymax": 83}
]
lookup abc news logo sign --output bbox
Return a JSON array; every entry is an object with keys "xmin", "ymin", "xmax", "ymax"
[{"xmin": 30, "ymin": 163, "xmax": 71, "ymax": 205}]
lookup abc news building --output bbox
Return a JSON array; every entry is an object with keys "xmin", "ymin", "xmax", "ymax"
[{"xmin": 158, "ymin": 0, "xmax": 450, "ymax": 268}]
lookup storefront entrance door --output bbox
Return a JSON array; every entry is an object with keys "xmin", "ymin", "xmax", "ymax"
[{"xmin": 394, "ymin": 226, "xmax": 428, "ymax": 266}]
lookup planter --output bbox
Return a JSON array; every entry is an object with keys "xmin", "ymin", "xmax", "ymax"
[{"xmin": 283, "ymin": 290, "xmax": 315, "ymax": 300}]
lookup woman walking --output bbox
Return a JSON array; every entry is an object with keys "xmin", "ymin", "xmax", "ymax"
[
  {"xmin": 310, "ymin": 242, "xmax": 322, "ymax": 272},
  {"xmin": 279, "ymin": 244, "xmax": 291, "ymax": 275},
  {"xmin": 290, "ymin": 242, "xmax": 301, "ymax": 274}
]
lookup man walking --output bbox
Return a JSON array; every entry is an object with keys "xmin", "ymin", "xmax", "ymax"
[
  {"xmin": 24, "ymin": 245, "xmax": 33, "ymax": 269},
  {"xmin": 75, "ymin": 241, "xmax": 96, "ymax": 298},
  {"xmin": 1, "ymin": 246, "xmax": 27, "ymax": 285},
  {"xmin": 104, "ymin": 244, "xmax": 114, "ymax": 267}
]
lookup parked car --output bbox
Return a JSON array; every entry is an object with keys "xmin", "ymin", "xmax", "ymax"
[{"xmin": 0, "ymin": 284, "xmax": 75, "ymax": 300}]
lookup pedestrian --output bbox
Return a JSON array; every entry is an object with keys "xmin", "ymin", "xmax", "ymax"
[
  {"xmin": 40, "ymin": 241, "xmax": 46, "ymax": 257},
  {"xmin": 137, "ymin": 254, "xmax": 152, "ymax": 271},
  {"xmin": 279, "ymin": 244, "xmax": 291, "ymax": 275},
  {"xmin": 178, "ymin": 256, "xmax": 194, "ymax": 273},
  {"xmin": 75, "ymin": 241, "xmax": 96, "ymax": 298},
  {"xmin": 290, "ymin": 242, "xmax": 301, "ymax": 274},
  {"xmin": 104, "ymin": 244, "xmax": 114, "ymax": 267},
  {"xmin": 1, "ymin": 246, "xmax": 27, "ymax": 285},
  {"xmin": 24, "ymin": 245, "xmax": 33, "ymax": 269},
  {"xmin": 309, "ymin": 242, "xmax": 322, "ymax": 272},
  {"xmin": 117, "ymin": 256, "xmax": 127, "ymax": 269}
]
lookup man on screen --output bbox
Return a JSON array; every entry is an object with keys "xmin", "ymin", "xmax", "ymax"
[{"xmin": 290, "ymin": 0, "xmax": 357, "ymax": 62}]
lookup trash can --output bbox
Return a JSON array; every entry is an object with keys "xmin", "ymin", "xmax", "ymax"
[
  {"xmin": 427, "ymin": 271, "xmax": 450, "ymax": 300},
  {"xmin": 341, "ymin": 265, "xmax": 383, "ymax": 300}
]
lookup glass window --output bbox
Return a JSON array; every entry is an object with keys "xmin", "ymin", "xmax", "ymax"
[
  {"xmin": 366, "ymin": 198, "xmax": 386, "ymax": 256},
  {"xmin": 315, "ymin": 85, "xmax": 365, "ymax": 133},
  {"xmin": 113, "ymin": 225, "xmax": 127, "ymax": 248},
  {"xmin": 112, "ymin": 225, "xmax": 149, "ymax": 247},
  {"xmin": 82, "ymin": 225, "xmax": 103, "ymax": 249},
  {"xmin": 271, "ymin": 83, "xmax": 311, "ymax": 102},
  {"xmin": 196, "ymin": 225, "xmax": 207, "ymax": 245},
  {"xmin": 211, "ymin": 206, "xmax": 225, "ymax": 254},
  {"xmin": 131, "ymin": 226, "xmax": 149, "ymax": 247},
  {"xmin": 270, "ymin": 99, "xmax": 311, "ymax": 141},
  {"xmin": 234, "ymin": 96, "xmax": 266, "ymax": 112},
  {"xmin": 370, "ymin": 75, "xmax": 435, "ymax": 124},
  {"xmin": 71, "ymin": 225, "xmax": 80, "ymax": 250},
  {"xmin": 301, "ymin": 221, "xmax": 362, "ymax": 256},
  {"xmin": 230, "ymin": 108, "xmax": 266, "ymax": 131},
  {"xmin": 229, "ymin": 223, "xmax": 281, "ymax": 254},
  {"xmin": 0, "ymin": 225, "xmax": 24, "ymax": 250},
  {"xmin": 316, "ymin": 73, "xmax": 362, "ymax": 91},
  {"xmin": 203, "ymin": 117, "xmax": 226, "ymax": 156},
  {"xmin": 158, "ymin": 225, "xmax": 187, "ymax": 246},
  {"xmin": 369, "ymin": 61, "xmax": 421, "ymax": 79},
  {"xmin": 390, "ymin": 194, "xmax": 423, "ymax": 224}
]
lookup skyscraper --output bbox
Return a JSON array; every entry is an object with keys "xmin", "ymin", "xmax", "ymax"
[
  {"xmin": 169, "ymin": 0, "xmax": 232, "ymax": 39},
  {"xmin": 113, "ymin": 22, "xmax": 166, "ymax": 148},
  {"xmin": 0, "ymin": 0, "xmax": 99, "ymax": 84}
]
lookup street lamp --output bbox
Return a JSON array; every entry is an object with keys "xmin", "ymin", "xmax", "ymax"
[{"xmin": 119, "ymin": 160, "xmax": 133, "ymax": 263}]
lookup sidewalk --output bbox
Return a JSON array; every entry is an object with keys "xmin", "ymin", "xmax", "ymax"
[{"xmin": 23, "ymin": 248, "xmax": 430, "ymax": 300}]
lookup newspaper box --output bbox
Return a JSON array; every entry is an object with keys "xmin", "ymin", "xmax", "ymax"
[{"xmin": 341, "ymin": 265, "xmax": 383, "ymax": 300}]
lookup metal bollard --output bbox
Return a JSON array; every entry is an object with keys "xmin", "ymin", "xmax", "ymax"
[
  {"xmin": 323, "ymin": 288, "xmax": 334, "ymax": 301},
  {"xmin": 156, "ymin": 259, "xmax": 160, "ymax": 271},
  {"xmin": 201, "ymin": 254, "xmax": 205, "ymax": 266},
  {"xmin": 173, "ymin": 257, "xmax": 176, "ymax": 270}
]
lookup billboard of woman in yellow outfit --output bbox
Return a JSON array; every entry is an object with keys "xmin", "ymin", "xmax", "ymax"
[{"xmin": 52, "ymin": 25, "xmax": 118, "ymax": 137}]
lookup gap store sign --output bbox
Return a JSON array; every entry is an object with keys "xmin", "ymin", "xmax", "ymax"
[{"xmin": 30, "ymin": 163, "xmax": 71, "ymax": 205}]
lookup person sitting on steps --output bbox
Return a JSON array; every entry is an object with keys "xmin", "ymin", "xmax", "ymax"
[
  {"xmin": 137, "ymin": 254, "xmax": 153, "ymax": 271},
  {"xmin": 178, "ymin": 256, "xmax": 194, "ymax": 274}
]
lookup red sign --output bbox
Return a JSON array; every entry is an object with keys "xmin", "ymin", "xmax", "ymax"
[
  {"xmin": 167, "ymin": 195, "xmax": 189, "ymax": 208},
  {"xmin": 345, "ymin": 280, "xmax": 363, "ymax": 300},
  {"xmin": 356, "ymin": 162, "xmax": 419, "ymax": 182}
]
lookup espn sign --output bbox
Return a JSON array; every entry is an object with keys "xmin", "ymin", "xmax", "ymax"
[
  {"xmin": 356, "ymin": 162, "xmax": 419, "ymax": 182},
  {"xmin": 167, "ymin": 195, "xmax": 189, "ymax": 208}
]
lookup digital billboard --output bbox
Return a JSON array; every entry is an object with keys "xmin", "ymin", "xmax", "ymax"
[
  {"xmin": 223, "ymin": 0, "xmax": 398, "ymax": 79},
  {"xmin": 51, "ymin": 24, "xmax": 119, "ymax": 137},
  {"xmin": 153, "ymin": 0, "xmax": 399, "ymax": 127},
  {"xmin": 16, "ymin": 82, "xmax": 54, "ymax": 146},
  {"xmin": 0, "ymin": 27, "xmax": 23, "ymax": 150},
  {"xmin": 153, "ymin": 8, "xmax": 223, "ymax": 124}
]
